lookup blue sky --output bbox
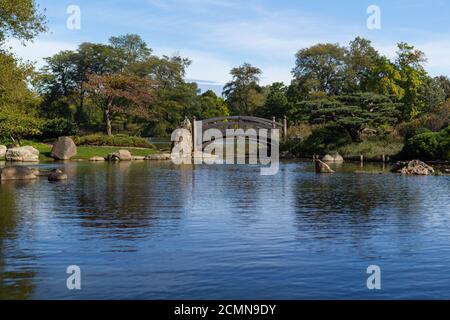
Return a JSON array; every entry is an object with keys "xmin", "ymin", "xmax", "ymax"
[{"xmin": 9, "ymin": 0, "xmax": 450, "ymax": 94}]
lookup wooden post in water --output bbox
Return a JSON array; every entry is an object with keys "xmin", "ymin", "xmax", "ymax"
[
  {"xmin": 283, "ymin": 116, "xmax": 288, "ymax": 143},
  {"xmin": 192, "ymin": 116, "xmax": 196, "ymax": 153}
]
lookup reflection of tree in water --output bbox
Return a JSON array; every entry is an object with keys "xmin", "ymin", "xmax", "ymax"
[
  {"xmin": 292, "ymin": 174, "xmax": 424, "ymax": 242},
  {"xmin": 0, "ymin": 182, "xmax": 36, "ymax": 300},
  {"xmin": 59, "ymin": 162, "xmax": 193, "ymax": 240}
]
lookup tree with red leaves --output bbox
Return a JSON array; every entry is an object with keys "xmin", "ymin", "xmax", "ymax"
[{"xmin": 85, "ymin": 74, "xmax": 157, "ymax": 136}]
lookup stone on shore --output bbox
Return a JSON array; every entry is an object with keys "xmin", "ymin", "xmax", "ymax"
[
  {"xmin": 0, "ymin": 166, "xmax": 37, "ymax": 181},
  {"xmin": 89, "ymin": 156, "xmax": 106, "ymax": 162},
  {"xmin": 392, "ymin": 160, "xmax": 435, "ymax": 175},
  {"xmin": 315, "ymin": 160, "xmax": 335, "ymax": 174},
  {"xmin": 5, "ymin": 146, "xmax": 39, "ymax": 162},
  {"xmin": 0, "ymin": 145, "xmax": 6, "ymax": 159},
  {"xmin": 322, "ymin": 153, "xmax": 344, "ymax": 162},
  {"xmin": 132, "ymin": 156, "xmax": 146, "ymax": 161},
  {"xmin": 48, "ymin": 169, "xmax": 68, "ymax": 181},
  {"xmin": 51, "ymin": 136, "xmax": 77, "ymax": 160},
  {"xmin": 107, "ymin": 150, "xmax": 132, "ymax": 161},
  {"xmin": 145, "ymin": 153, "xmax": 172, "ymax": 160}
]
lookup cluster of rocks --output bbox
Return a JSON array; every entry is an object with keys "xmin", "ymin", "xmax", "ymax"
[
  {"xmin": 0, "ymin": 146, "xmax": 40, "ymax": 162},
  {"xmin": 322, "ymin": 153, "xmax": 344, "ymax": 163},
  {"xmin": 391, "ymin": 160, "xmax": 435, "ymax": 175},
  {"xmin": 0, "ymin": 166, "xmax": 68, "ymax": 182}
]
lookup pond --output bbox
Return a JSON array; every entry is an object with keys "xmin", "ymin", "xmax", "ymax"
[{"xmin": 0, "ymin": 160, "xmax": 449, "ymax": 299}]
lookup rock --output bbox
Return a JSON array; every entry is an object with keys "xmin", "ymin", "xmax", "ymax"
[
  {"xmin": 315, "ymin": 160, "xmax": 335, "ymax": 174},
  {"xmin": 0, "ymin": 166, "xmax": 37, "ymax": 181},
  {"xmin": 392, "ymin": 160, "xmax": 435, "ymax": 175},
  {"xmin": 322, "ymin": 153, "xmax": 344, "ymax": 162},
  {"xmin": 145, "ymin": 153, "xmax": 172, "ymax": 161},
  {"xmin": 107, "ymin": 150, "xmax": 132, "ymax": 161},
  {"xmin": 0, "ymin": 145, "xmax": 6, "ymax": 159},
  {"xmin": 51, "ymin": 136, "xmax": 77, "ymax": 160},
  {"xmin": 48, "ymin": 169, "xmax": 68, "ymax": 181},
  {"xmin": 132, "ymin": 156, "xmax": 146, "ymax": 161},
  {"xmin": 89, "ymin": 156, "xmax": 106, "ymax": 162},
  {"xmin": 6, "ymin": 146, "xmax": 39, "ymax": 162}
]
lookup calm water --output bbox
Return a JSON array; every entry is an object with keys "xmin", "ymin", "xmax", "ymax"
[{"xmin": 0, "ymin": 160, "xmax": 449, "ymax": 299}]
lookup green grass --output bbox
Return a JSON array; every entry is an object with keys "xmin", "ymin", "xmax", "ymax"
[
  {"xmin": 10, "ymin": 141, "xmax": 158, "ymax": 161},
  {"xmin": 337, "ymin": 137, "xmax": 404, "ymax": 160}
]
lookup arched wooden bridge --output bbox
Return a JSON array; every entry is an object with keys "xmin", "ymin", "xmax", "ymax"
[{"xmin": 191, "ymin": 115, "xmax": 288, "ymax": 150}]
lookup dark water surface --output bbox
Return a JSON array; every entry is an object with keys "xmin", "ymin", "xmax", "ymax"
[{"xmin": 0, "ymin": 161, "xmax": 449, "ymax": 299}]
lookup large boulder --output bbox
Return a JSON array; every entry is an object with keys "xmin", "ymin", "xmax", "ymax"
[
  {"xmin": 0, "ymin": 145, "xmax": 6, "ymax": 159},
  {"xmin": 107, "ymin": 150, "xmax": 132, "ymax": 161},
  {"xmin": 322, "ymin": 153, "xmax": 344, "ymax": 163},
  {"xmin": 315, "ymin": 160, "xmax": 335, "ymax": 174},
  {"xmin": 392, "ymin": 160, "xmax": 435, "ymax": 175},
  {"xmin": 6, "ymin": 146, "xmax": 39, "ymax": 162},
  {"xmin": 0, "ymin": 166, "xmax": 37, "ymax": 181},
  {"xmin": 51, "ymin": 136, "xmax": 77, "ymax": 160}
]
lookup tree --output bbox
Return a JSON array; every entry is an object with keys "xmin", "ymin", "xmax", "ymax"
[
  {"xmin": 258, "ymin": 82, "xmax": 290, "ymax": 119},
  {"xmin": 223, "ymin": 63, "xmax": 265, "ymax": 115},
  {"xmin": 0, "ymin": 50, "xmax": 43, "ymax": 143},
  {"xmin": 344, "ymin": 37, "xmax": 380, "ymax": 92},
  {"xmin": 395, "ymin": 42, "xmax": 428, "ymax": 119},
  {"xmin": 109, "ymin": 34, "xmax": 153, "ymax": 72},
  {"xmin": 0, "ymin": 0, "xmax": 46, "ymax": 44},
  {"xmin": 435, "ymin": 76, "xmax": 450, "ymax": 100},
  {"xmin": 292, "ymin": 43, "xmax": 346, "ymax": 95},
  {"xmin": 85, "ymin": 74, "xmax": 157, "ymax": 136},
  {"xmin": 196, "ymin": 90, "xmax": 230, "ymax": 119},
  {"xmin": 421, "ymin": 77, "xmax": 446, "ymax": 113},
  {"xmin": 298, "ymin": 93, "xmax": 401, "ymax": 141}
]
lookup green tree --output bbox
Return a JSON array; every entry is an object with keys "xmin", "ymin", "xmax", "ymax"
[
  {"xmin": 0, "ymin": 0, "xmax": 46, "ymax": 44},
  {"xmin": 258, "ymin": 82, "xmax": 290, "ymax": 119},
  {"xmin": 395, "ymin": 42, "xmax": 428, "ymax": 119},
  {"xmin": 292, "ymin": 43, "xmax": 346, "ymax": 95},
  {"xmin": 223, "ymin": 63, "xmax": 265, "ymax": 115}
]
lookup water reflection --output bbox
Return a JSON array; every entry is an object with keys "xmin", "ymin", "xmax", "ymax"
[{"xmin": 0, "ymin": 161, "xmax": 449, "ymax": 299}]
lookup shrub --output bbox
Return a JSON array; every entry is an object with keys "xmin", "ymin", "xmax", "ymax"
[
  {"xmin": 72, "ymin": 134, "xmax": 155, "ymax": 148},
  {"xmin": 288, "ymin": 125, "xmax": 353, "ymax": 157},
  {"xmin": 40, "ymin": 118, "xmax": 79, "ymax": 139},
  {"xmin": 401, "ymin": 126, "xmax": 450, "ymax": 161}
]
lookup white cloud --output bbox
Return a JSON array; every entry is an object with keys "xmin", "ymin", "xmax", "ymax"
[{"xmin": 6, "ymin": 39, "xmax": 78, "ymax": 67}]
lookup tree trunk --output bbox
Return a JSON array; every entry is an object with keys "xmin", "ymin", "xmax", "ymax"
[{"xmin": 104, "ymin": 102, "xmax": 113, "ymax": 136}]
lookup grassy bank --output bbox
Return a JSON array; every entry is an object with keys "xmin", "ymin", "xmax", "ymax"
[
  {"xmin": 337, "ymin": 138, "xmax": 404, "ymax": 161},
  {"xmin": 5, "ymin": 141, "xmax": 159, "ymax": 161}
]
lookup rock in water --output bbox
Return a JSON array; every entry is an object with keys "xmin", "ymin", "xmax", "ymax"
[
  {"xmin": 5, "ymin": 146, "xmax": 39, "ymax": 162},
  {"xmin": 145, "ymin": 153, "xmax": 172, "ymax": 160},
  {"xmin": 89, "ymin": 156, "xmax": 106, "ymax": 162},
  {"xmin": 0, "ymin": 145, "xmax": 6, "ymax": 159},
  {"xmin": 107, "ymin": 150, "xmax": 132, "ymax": 161},
  {"xmin": 51, "ymin": 137, "xmax": 77, "ymax": 160},
  {"xmin": 392, "ymin": 160, "xmax": 435, "ymax": 175},
  {"xmin": 48, "ymin": 169, "xmax": 68, "ymax": 181},
  {"xmin": 315, "ymin": 160, "xmax": 335, "ymax": 174},
  {"xmin": 0, "ymin": 166, "xmax": 37, "ymax": 180}
]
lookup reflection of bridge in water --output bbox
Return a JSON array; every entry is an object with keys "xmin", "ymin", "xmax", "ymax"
[{"xmin": 192, "ymin": 116, "xmax": 288, "ymax": 150}]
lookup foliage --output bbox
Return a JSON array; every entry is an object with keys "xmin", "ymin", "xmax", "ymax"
[
  {"xmin": 401, "ymin": 126, "xmax": 450, "ymax": 161},
  {"xmin": 40, "ymin": 117, "xmax": 79, "ymax": 139},
  {"xmin": 0, "ymin": 0, "xmax": 46, "ymax": 44},
  {"xmin": 338, "ymin": 136, "xmax": 404, "ymax": 159},
  {"xmin": 0, "ymin": 107, "xmax": 43, "ymax": 144},
  {"xmin": 72, "ymin": 134, "xmax": 155, "ymax": 148},
  {"xmin": 223, "ymin": 63, "xmax": 265, "ymax": 115}
]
